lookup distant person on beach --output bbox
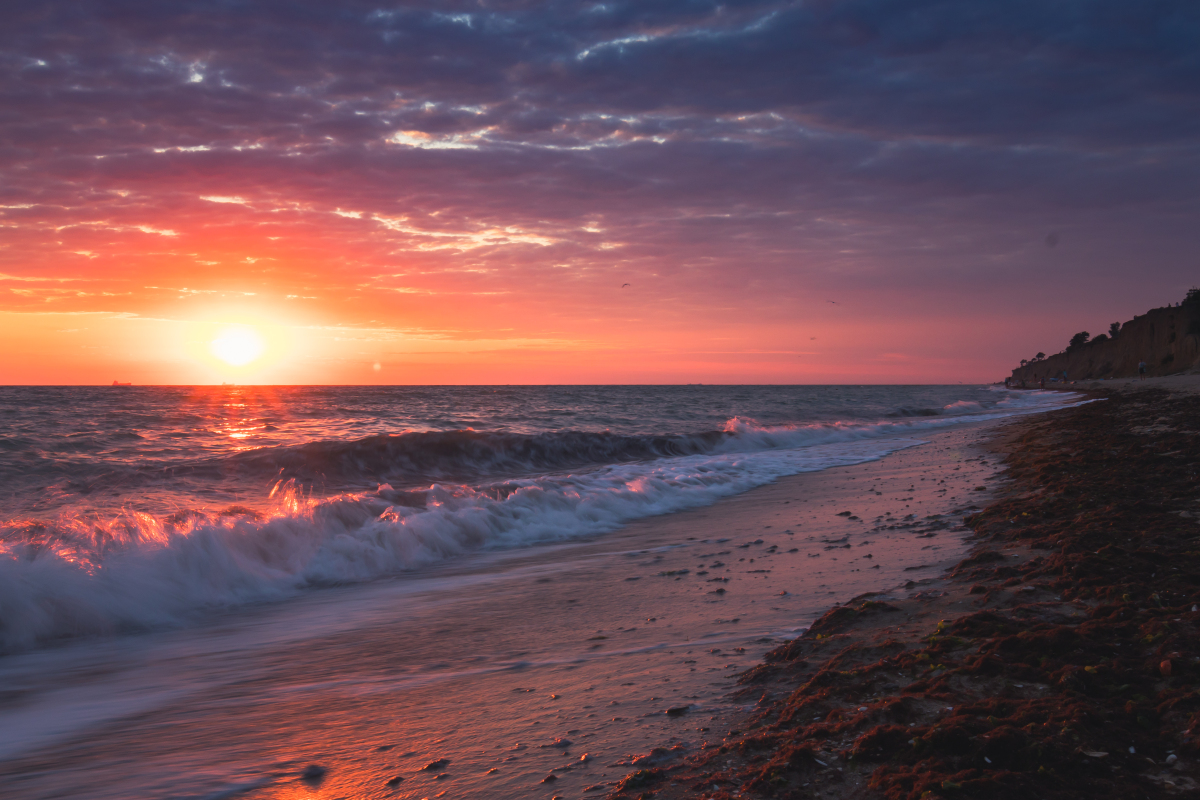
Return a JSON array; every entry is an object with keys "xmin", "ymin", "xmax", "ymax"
[
  {"xmin": 1039, "ymin": 377, "xmax": 1045, "ymax": 389},
  {"xmin": 1139, "ymin": 360, "xmax": 1147, "ymax": 380}
]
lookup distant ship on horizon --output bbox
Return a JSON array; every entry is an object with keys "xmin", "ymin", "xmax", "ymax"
[{"xmin": 111, "ymin": 381, "xmax": 131, "ymax": 386}]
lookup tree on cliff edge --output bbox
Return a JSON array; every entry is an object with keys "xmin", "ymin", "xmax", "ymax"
[
  {"xmin": 1068, "ymin": 331, "xmax": 1090, "ymax": 351},
  {"xmin": 1109, "ymin": 322, "xmax": 1121, "ymax": 338},
  {"xmin": 1184, "ymin": 288, "xmax": 1200, "ymax": 336}
]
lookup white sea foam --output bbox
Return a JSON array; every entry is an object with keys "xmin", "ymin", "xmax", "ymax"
[{"xmin": 0, "ymin": 390, "xmax": 1085, "ymax": 653}]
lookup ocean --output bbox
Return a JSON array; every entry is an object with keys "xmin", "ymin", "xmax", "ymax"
[
  {"xmin": 0, "ymin": 384, "xmax": 1072, "ymax": 656},
  {"xmin": 0, "ymin": 384, "xmax": 1086, "ymax": 799}
]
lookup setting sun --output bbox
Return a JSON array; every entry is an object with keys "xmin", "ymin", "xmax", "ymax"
[{"xmin": 210, "ymin": 326, "xmax": 265, "ymax": 366}]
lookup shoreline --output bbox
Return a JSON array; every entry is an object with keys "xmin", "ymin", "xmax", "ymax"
[
  {"xmin": 612, "ymin": 380, "xmax": 1200, "ymax": 800},
  {"xmin": 0, "ymin": 415, "xmax": 1029, "ymax": 799}
]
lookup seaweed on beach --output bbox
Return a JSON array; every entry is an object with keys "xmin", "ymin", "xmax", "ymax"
[{"xmin": 616, "ymin": 389, "xmax": 1200, "ymax": 799}]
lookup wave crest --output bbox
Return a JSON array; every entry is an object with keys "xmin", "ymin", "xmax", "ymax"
[{"xmin": 0, "ymin": 388, "xmax": 1088, "ymax": 654}]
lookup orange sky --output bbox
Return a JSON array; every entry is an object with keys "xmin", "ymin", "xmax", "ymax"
[
  {"xmin": 0, "ymin": 186, "xmax": 1184, "ymax": 385},
  {"xmin": 3, "ymin": 3, "xmax": 1196, "ymax": 385}
]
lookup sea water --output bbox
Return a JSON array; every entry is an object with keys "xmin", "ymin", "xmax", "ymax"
[
  {"xmin": 1, "ymin": 385, "xmax": 1068, "ymax": 653},
  {"xmin": 0, "ymin": 384, "xmax": 1079, "ymax": 654},
  {"xmin": 0, "ymin": 385, "xmax": 1080, "ymax": 799}
]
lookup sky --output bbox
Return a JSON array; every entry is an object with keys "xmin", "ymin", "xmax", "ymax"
[{"xmin": 2, "ymin": 1, "xmax": 1198, "ymax": 384}]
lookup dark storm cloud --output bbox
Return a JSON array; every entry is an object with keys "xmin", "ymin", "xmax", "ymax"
[{"xmin": 2, "ymin": 0, "xmax": 1198, "ymax": 317}]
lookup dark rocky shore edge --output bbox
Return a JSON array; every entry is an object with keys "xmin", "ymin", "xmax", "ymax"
[{"xmin": 605, "ymin": 387, "xmax": 1200, "ymax": 800}]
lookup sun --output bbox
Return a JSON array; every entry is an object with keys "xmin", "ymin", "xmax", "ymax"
[{"xmin": 210, "ymin": 325, "xmax": 266, "ymax": 366}]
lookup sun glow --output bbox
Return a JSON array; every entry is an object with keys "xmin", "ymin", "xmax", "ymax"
[{"xmin": 210, "ymin": 326, "xmax": 266, "ymax": 366}]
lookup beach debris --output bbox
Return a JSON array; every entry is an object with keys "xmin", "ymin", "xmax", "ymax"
[
  {"xmin": 540, "ymin": 738, "xmax": 573, "ymax": 748},
  {"xmin": 628, "ymin": 745, "xmax": 687, "ymax": 766},
  {"xmin": 487, "ymin": 768, "xmax": 499, "ymax": 774},
  {"xmin": 1167, "ymin": 754, "xmax": 1179, "ymax": 765},
  {"xmin": 836, "ymin": 511, "xmax": 852, "ymax": 516},
  {"xmin": 422, "ymin": 758, "xmax": 450, "ymax": 771},
  {"xmin": 386, "ymin": 775, "xmax": 405, "ymax": 786},
  {"xmin": 541, "ymin": 773, "xmax": 558, "ymax": 783},
  {"xmin": 300, "ymin": 765, "xmax": 327, "ymax": 782},
  {"xmin": 614, "ymin": 768, "xmax": 666, "ymax": 792},
  {"xmin": 666, "ymin": 705, "xmax": 690, "ymax": 717},
  {"xmin": 1082, "ymin": 751, "xmax": 1109, "ymax": 758},
  {"xmin": 708, "ymin": 587, "xmax": 727, "ymax": 594},
  {"xmin": 579, "ymin": 753, "xmax": 592, "ymax": 762}
]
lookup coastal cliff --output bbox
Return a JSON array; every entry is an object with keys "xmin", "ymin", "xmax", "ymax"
[{"xmin": 1011, "ymin": 301, "xmax": 1200, "ymax": 383}]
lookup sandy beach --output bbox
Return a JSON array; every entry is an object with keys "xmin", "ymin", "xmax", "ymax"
[
  {"xmin": 1066, "ymin": 373, "xmax": 1200, "ymax": 396},
  {"xmin": 622, "ymin": 377, "xmax": 1200, "ymax": 800},
  {"xmin": 0, "ymin": 417, "xmax": 1023, "ymax": 800}
]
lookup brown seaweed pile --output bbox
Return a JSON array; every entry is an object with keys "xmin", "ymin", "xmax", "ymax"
[{"xmin": 612, "ymin": 389, "xmax": 1200, "ymax": 799}]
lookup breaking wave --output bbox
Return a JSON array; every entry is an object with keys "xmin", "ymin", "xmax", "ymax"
[{"xmin": 0, "ymin": 389, "xmax": 1083, "ymax": 653}]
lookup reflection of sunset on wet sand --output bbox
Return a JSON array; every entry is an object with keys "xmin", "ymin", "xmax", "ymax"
[{"xmin": 0, "ymin": 419, "xmax": 1012, "ymax": 799}]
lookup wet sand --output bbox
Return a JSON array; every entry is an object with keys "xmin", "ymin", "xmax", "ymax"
[
  {"xmin": 632, "ymin": 380, "xmax": 1200, "ymax": 800},
  {"xmin": 0, "ymin": 424, "xmax": 1012, "ymax": 800}
]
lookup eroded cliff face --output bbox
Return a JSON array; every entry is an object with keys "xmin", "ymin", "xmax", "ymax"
[{"xmin": 1011, "ymin": 305, "xmax": 1200, "ymax": 383}]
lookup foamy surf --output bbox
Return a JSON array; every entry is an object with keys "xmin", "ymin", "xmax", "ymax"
[{"xmin": 0, "ymin": 387, "xmax": 1084, "ymax": 653}]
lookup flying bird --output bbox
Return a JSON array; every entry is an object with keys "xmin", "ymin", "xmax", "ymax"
[
  {"xmin": 827, "ymin": 300, "xmax": 840, "ymax": 305},
  {"xmin": 621, "ymin": 283, "xmax": 630, "ymax": 288}
]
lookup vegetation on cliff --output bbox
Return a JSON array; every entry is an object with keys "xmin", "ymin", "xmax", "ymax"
[{"xmin": 1011, "ymin": 291, "xmax": 1200, "ymax": 382}]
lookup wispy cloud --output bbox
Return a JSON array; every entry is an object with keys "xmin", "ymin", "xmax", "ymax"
[{"xmin": 1, "ymin": 0, "xmax": 1196, "ymax": 381}]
